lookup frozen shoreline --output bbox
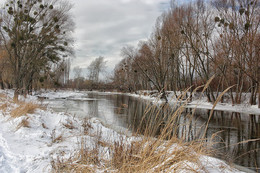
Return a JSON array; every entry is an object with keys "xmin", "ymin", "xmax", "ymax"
[
  {"xmin": 0, "ymin": 89, "xmax": 253, "ymax": 172},
  {"xmin": 93, "ymin": 90, "xmax": 259, "ymax": 115}
]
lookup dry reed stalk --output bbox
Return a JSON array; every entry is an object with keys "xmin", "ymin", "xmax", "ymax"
[
  {"xmin": 0, "ymin": 103, "xmax": 9, "ymax": 113},
  {"xmin": 51, "ymin": 156, "xmax": 97, "ymax": 173},
  {"xmin": 16, "ymin": 118, "xmax": 30, "ymax": 130},
  {"xmin": 108, "ymin": 136, "xmax": 208, "ymax": 172},
  {"xmin": 82, "ymin": 118, "xmax": 93, "ymax": 135},
  {"xmin": 63, "ymin": 119, "xmax": 75, "ymax": 129},
  {"xmin": 53, "ymin": 135, "xmax": 63, "ymax": 143},
  {"xmin": 202, "ymin": 85, "xmax": 235, "ymax": 139}
]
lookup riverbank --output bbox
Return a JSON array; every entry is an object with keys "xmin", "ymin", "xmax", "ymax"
[
  {"xmin": 0, "ymin": 89, "xmax": 248, "ymax": 172},
  {"xmin": 124, "ymin": 91, "xmax": 260, "ymax": 115}
]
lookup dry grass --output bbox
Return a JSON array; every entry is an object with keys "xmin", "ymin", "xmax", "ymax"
[
  {"xmin": 52, "ymin": 133, "xmax": 209, "ymax": 173},
  {"xmin": 63, "ymin": 119, "xmax": 75, "ymax": 129},
  {"xmin": 0, "ymin": 103, "xmax": 9, "ymax": 113},
  {"xmin": 53, "ymin": 135, "xmax": 63, "ymax": 143},
  {"xmin": 0, "ymin": 93, "xmax": 8, "ymax": 101},
  {"xmin": 52, "ymin": 137, "xmax": 105, "ymax": 172},
  {"xmin": 51, "ymin": 129, "xmax": 63, "ymax": 144},
  {"xmin": 10, "ymin": 101, "xmax": 44, "ymax": 118},
  {"xmin": 0, "ymin": 93, "xmax": 45, "ymax": 129},
  {"xmin": 82, "ymin": 118, "xmax": 93, "ymax": 135},
  {"xmin": 16, "ymin": 118, "xmax": 30, "ymax": 130},
  {"xmin": 51, "ymin": 156, "xmax": 97, "ymax": 173},
  {"xmin": 0, "ymin": 93, "xmax": 12, "ymax": 115}
]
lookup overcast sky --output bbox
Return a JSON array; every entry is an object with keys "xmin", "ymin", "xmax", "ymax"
[
  {"xmin": 1, "ymin": 0, "xmax": 191, "ymax": 77},
  {"xmin": 70, "ymin": 0, "xmax": 174, "ymax": 75}
]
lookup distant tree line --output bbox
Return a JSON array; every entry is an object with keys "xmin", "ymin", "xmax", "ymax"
[
  {"xmin": 0, "ymin": 0, "xmax": 74, "ymax": 101},
  {"xmin": 113, "ymin": 0, "xmax": 259, "ymax": 107}
]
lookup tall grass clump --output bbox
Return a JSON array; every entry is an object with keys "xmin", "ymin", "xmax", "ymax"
[
  {"xmin": 0, "ymin": 92, "xmax": 44, "ymax": 118},
  {"xmin": 10, "ymin": 101, "xmax": 43, "ymax": 118}
]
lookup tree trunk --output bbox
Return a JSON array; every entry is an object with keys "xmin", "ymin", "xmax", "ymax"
[
  {"xmin": 13, "ymin": 88, "xmax": 19, "ymax": 102},
  {"xmin": 13, "ymin": 75, "xmax": 22, "ymax": 101},
  {"xmin": 250, "ymin": 81, "xmax": 256, "ymax": 105},
  {"xmin": 258, "ymin": 84, "xmax": 260, "ymax": 108},
  {"xmin": 0, "ymin": 80, "xmax": 4, "ymax": 89}
]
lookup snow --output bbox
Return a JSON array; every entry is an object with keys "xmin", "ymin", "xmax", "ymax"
[
  {"xmin": 0, "ymin": 89, "xmax": 251, "ymax": 172},
  {"xmin": 187, "ymin": 100, "xmax": 260, "ymax": 115},
  {"xmin": 35, "ymin": 89, "xmax": 85, "ymax": 99},
  {"xmin": 125, "ymin": 91, "xmax": 260, "ymax": 115}
]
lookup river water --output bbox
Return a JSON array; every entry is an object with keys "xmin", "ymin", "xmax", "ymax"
[{"xmin": 45, "ymin": 92, "xmax": 260, "ymax": 171}]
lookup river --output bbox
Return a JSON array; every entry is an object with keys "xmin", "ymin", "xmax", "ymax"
[{"xmin": 44, "ymin": 92, "xmax": 260, "ymax": 171}]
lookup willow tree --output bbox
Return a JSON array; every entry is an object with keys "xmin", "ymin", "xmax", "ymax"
[{"xmin": 0, "ymin": 0, "xmax": 74, "ymax": 101}]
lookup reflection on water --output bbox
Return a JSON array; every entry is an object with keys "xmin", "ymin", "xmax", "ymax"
[{"xmin": 46, "ymin": 92, "xmax": 260, "ymax": 171}]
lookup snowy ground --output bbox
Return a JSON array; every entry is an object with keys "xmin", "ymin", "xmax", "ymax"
[{"xmin": 0, "ymin": 89, "xmax": 252, "ymax": 172}]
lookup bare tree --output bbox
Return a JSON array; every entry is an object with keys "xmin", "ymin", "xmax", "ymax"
[
  {"xmin": 0, "ymin": 0, "xmax": 74, "ymax": 100},
  {"xmin": 87, "ymin": 56, "xmax": 107, "ymax": 83},
  {"xmin": 73, "ymin": 66, "xmax": 82, "ymax": 89},
  {"xmin": 73, "ymin": 66, "xmax": 82, "ymax": 79}
]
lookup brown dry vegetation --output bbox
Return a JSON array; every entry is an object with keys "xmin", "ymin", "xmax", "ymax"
[
  {"xmin": 0, "ymin": 92, "xmax": 46, "ymax": 131},
  {"xmin": 0, "ymin": 103, "xmax": 9, "ymax": 113},
  {"xmin": 10, "ymin": 101, "xmax": 44, "ymax": 118},
  {"xmin": 63, "ymin": 119, "xmax": 75, "ymax": 130},
  {"xmin": 0, "ymin": 92, "xmax": 44, "ymax": 118},
  {"xmin": 82, "ymin": 118, "xmax": 93, "ymax": 135},
  {"xmin": 52, "ymin": 129, "xmax": 211, "ymax": 173},
  {"xmin": 16, "ymin": 118, "xmax": 30, "ymax": 130},
  {"xmin": 0, "ymin": 93, "xmax": 8, "ymax": 100},
  {"xmin": 0, "ymin": 93, "xmax": 13, "ymax": 116},
  {"xmin": 51, "ymin": 129, "xmax": 64, "ymax": 144},
  {"xmin": 110, "ymin": 138, "xmax": 208, "ymax": 172}
]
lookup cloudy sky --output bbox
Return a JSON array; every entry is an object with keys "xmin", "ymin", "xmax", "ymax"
[{"xmin": 70, "ymin": 0, "xmax": 174, "ymax": 75}]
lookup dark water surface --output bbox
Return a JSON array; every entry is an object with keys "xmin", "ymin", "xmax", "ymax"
[{"xmin": 46, "ymin": 92, "xmax": 260, "ymax": 171}]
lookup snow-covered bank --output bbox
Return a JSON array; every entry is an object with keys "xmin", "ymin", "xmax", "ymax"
[
  {"xmin": 123, "ymin": 91, "xmax": 260, "ymax": 115},
  {"xmin": 0, "ymin": 89, "xmax": 249, "ymax": 172},
  {"xmin": 35, "ymin": 89, "xmax": 85, "ymax": 99}
]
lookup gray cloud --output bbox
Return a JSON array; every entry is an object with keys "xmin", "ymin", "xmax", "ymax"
[
  {"xmin": 71, "ymin": 0, "xmax": 170, "ymax": 73},
  {"xmin": 0, "ymin": 0, "xmax": 191, "ymax": 76}
]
